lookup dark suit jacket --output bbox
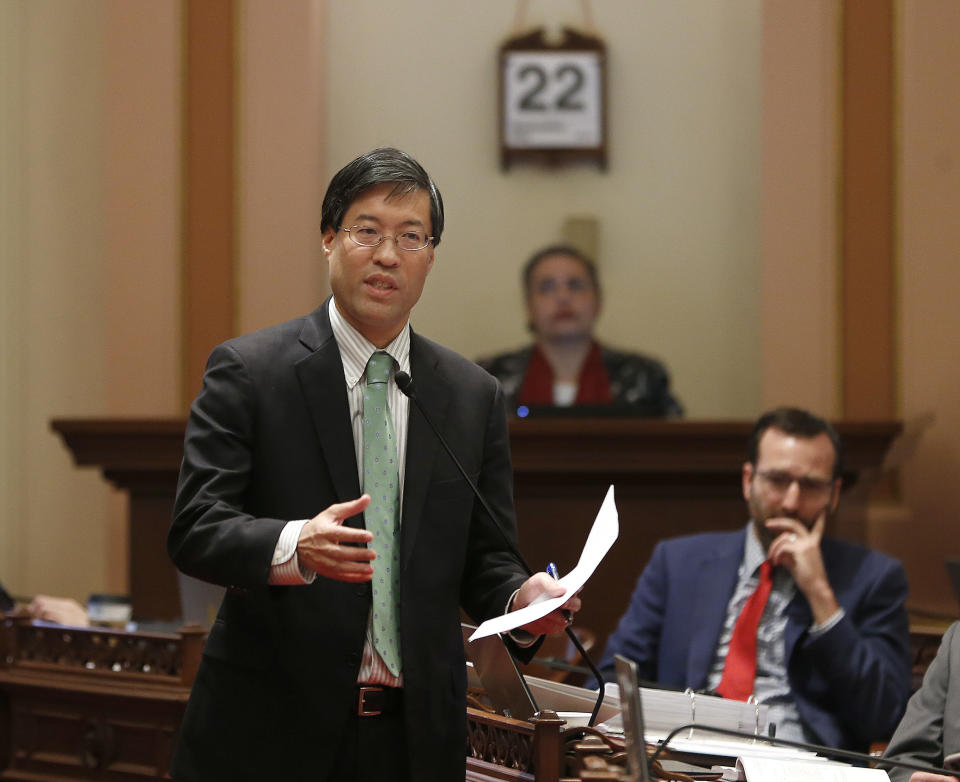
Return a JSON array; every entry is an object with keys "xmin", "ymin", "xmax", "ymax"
[
  {"xmin": 884, "ymin": 621, "xmax": 960, "ymax": 781},
  {"xmin": 167, "ymin": 301, "xmax": 530, "ymax": 782},
  {"xmin": 594, "ymin": 529, "xmax": 912, "ymax": 752}
]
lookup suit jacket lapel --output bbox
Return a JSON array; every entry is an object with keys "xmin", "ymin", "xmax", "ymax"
[
  {"xmin": 294, "ymin": 301, "xmax": 362, "ymax": 509},
  {"xmin": 686, "ymin": 532, "xmax": 746, "ymax": 687},
  {"xmin": 400, "ymin": 333, "xmax": 450, "ymax": 566}
]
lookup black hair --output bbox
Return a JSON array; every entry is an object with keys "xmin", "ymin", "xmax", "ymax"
[
  {"xmin": 320, "ymin": 147, "xmax": 444, "ymax": 246},
  {"xmin": 747, "ymin": 407, "xmax": 843, "ymax": 479}
]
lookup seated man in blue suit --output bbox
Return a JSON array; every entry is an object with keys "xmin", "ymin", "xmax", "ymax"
[{"xmin": 594, "ymin": 407, "xmax": 911, "ymax": 752}]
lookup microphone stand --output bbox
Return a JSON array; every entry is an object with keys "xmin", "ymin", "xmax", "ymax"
[
  {"xmin": 648, "ymin": 723, "xmax": 960, "ymax": 779},
  {"xmin": 395, "ymin": 371, "xmax": 607, "ymax": 727}
]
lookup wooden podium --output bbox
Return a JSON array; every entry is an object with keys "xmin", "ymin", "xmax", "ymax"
[
  {"xmin": 0, "ymin": 616, "xmax": 205, "ymax": 780},
  {"xmin": 51, "ymin": 417, "xmax": 901, "ymax": 650},
  {"xmin": 0, "ymin": 618, "xmax": 622, "ymax": 781}
]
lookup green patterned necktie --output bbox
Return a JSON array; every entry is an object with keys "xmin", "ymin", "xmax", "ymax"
[{"xmin": 362, "ymin": 351, "xmax": 402, "ymax": 676}]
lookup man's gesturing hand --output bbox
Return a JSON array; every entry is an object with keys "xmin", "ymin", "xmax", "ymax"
[{"xmin": 296, "ymin": 496, "xmax": 375, "ymax": 582}]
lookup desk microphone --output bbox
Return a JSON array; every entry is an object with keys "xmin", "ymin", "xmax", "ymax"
[
  {"xmin": 394, "ymin": 370, "xmax": 607, "ymax": 726},
  {"xmin": 394, "ymin": 371, "xmax": 533, "ymax": 576},
  {"xmin": 648, "ymin": 723, "xmax": 960, "ymax": 779}
]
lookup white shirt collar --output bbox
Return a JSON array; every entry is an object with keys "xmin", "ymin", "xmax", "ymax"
[{"xmin": 327, "ymin": 298, "xmax": 411, "ymax": 388}]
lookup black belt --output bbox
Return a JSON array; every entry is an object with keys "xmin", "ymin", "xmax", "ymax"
[{"xmin": 356, "ymin": 685, "xmax": 403, "ymax": 717}]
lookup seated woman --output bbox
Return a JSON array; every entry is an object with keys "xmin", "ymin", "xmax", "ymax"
[{"xmin": 477, "ymin": 245, "xmax": 682, "ymax": 416}]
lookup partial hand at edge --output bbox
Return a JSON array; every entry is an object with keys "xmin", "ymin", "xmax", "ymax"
[
  {"xmin": 514, "ymin": 572, "xmax": 582, "ymax": 636},
  {"xmin": 27, "ymin": 595, "xmax": 90, "ymax": 627},
  {"xmin": 296, "ymin": 495, "xmax": 376, "ymax": 583}
]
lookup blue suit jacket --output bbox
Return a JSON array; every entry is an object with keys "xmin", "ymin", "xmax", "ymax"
[{"xmin": 596, "ymin": 528, "xmax": 912, "ymax": 752}]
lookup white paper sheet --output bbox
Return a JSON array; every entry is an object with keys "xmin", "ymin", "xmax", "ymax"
[
  {"xmin": 737, "ymin": 755, "xmax": 888, "ymax": 781},
  {"xmin": 468, "ymin": 484, "xmax": 619, "ymax": 641}
]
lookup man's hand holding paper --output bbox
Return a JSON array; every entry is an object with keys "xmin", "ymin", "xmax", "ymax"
[
  {"xmin": 470, "ymin": 485, "xmax": 619, "ymax": 641},
  {"xmin": 513, "ymin": 573, "xmax": 581, "ymax": 635}
]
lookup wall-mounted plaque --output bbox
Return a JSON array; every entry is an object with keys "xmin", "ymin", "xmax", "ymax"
[{"xmin": 499, "ymin": 27, "xmax": 607, "ymax": 170}]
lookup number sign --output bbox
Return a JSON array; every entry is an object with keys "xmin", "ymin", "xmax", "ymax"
[
  {"xmin": 499, "ymin": 27, "xmax": 607, "ymax": 170},
  {"xmin": 504, "ymin": 52, "xmax": 601, "ymax": 148}
]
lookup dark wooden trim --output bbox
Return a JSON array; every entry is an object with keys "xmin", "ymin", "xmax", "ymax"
[
  {"xmin": 507, "ymin": 418, "xmax": 899, "ymax": 485},
  {"xmin": 841, "ymin": 0, "xmax": 896, "ymax": 418},
  {"xmin": 182, "ymin": 0, "xmax": 235, "ymax": 409}
]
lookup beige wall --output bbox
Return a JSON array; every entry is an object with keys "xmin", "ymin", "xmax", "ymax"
[
  {"xmin": 0, "ymin": 1, "xmax": 181, "ymax": 601},
  {"xmin": 2, "ymin": 1, "xmax": 110, "ymax": 599},
  {"xmin": 0, "ymin": 0, "xmax": 27, "ymax": 589},
  {"xmin": 760, "ymin": 1, "xmax": 841, "ymax": 416},
  {"xmin": 4, "ymin": 0, "xmax": 959, "ymax": 616},
  {"xmin": 236, "ymin": 0, "xmax": 328, "ymax": 335},
  {"xmin": 102, "ymin": 1, "xmax": 183, "ymax": 591}
]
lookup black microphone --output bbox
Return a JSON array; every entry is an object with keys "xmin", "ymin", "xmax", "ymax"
[
  {"xmin": 648, "ymin": 723, "xmax": 960, "ymax": 779},
  {"xmin": 394, "ymin": 370, "xmax": 607, "ymax": 726},
  {"xmin": 394, "ymin": 370, "xmax": 534, "ymax": 576}
]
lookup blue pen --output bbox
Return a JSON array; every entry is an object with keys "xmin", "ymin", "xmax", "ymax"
[{"xmin": 546, "ymin": 562, "xmax": 573, "ymax": 624}]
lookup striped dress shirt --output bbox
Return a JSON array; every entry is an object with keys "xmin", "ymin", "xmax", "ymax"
[
  {"xmin": 268, "ymin": 298, "xmax": 410, "ymax": 686},
  {"xmin": 705, "ymin": 523, "xmax": 844, "ymax": 743}
]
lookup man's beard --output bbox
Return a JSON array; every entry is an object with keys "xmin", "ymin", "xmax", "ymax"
[
  {"xmin": 749, "ymin": 497, "xmax": 822, "ymax": 552},
  {"xmin": 752, "ymin": 515, "xmax": 784, "ymax": 552}
]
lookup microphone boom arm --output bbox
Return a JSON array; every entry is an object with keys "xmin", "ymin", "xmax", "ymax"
[{"xmin": 394, "ymin": 371, "xmax": 607, "ymax": 726}]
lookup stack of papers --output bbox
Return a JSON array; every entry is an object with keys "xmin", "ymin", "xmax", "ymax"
[
  {"xmin": 599, "ymin": 682, "xmax": 773, "ymax": 744},
  {"xmin": 663, "ymin": 734, "xmax": 820, "ymax": 765}
]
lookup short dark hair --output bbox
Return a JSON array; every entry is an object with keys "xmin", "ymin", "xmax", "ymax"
[
  {"xmin": 521, "ymin": 244, "xmax": 601, "ymax": 298},
  {"xmin": 747, "ymin": 407, "xmax": 843, "ymax": 479},
  {"xmin": 320, "ymin": 147, "xmax": 444, "ymax": 246}
]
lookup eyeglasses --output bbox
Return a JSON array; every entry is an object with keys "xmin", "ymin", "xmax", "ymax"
[
  {"xmin": 756, "ymin": 470, "xmax": 834, "ymax": 497},
  {"xmin": 340, "ymin": 224, "xmax": 433, "ymax": 252},
  {"xmin": 533, "ymin": 277, "xmax": 593, "ymax": 295}
]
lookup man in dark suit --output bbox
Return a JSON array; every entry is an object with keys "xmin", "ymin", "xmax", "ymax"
[
  {"xmin": 593, "ymin": 407, "xmax": 911, "ymax": 752},
  {"xmin": 167, "ymin": 147, "xmax": 579, "ymax": 782}
]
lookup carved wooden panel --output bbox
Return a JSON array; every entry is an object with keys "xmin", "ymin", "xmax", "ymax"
[{"xmin": 0, "ymin": 618, "xmax": 204, "ymax": 781}]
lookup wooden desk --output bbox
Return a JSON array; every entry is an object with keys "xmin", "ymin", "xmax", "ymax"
[
  {"xmin": 51, "ymin": 417, "xmax": 901, "ymax": 649},
  {"xmin": 0, "ymin": 619, "xmax": 619, "ymax": 782}
]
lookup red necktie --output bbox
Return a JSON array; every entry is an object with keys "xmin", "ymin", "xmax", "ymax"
[{"xmin": 716, "ymin": 559, "xmax": 774, "ymax": 701}]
